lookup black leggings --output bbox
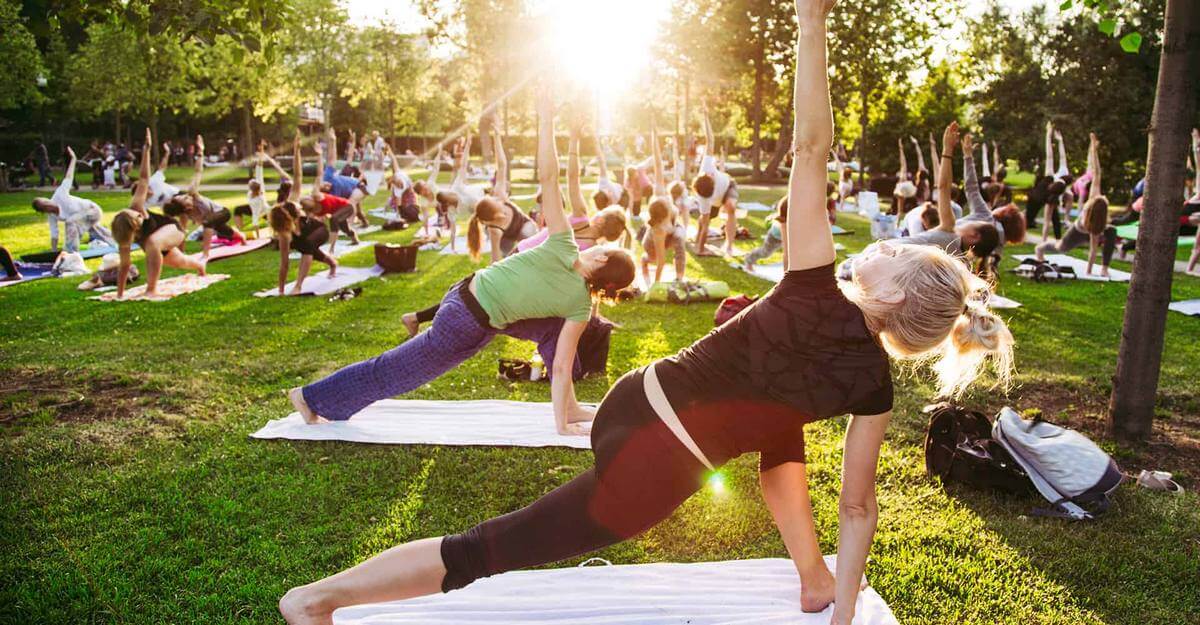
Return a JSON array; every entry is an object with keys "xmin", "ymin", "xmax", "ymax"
[
  {"xmin": 0, "ymin": 245, "xmax": 17, "ymax": 277},
  {"xmin": 204, "ymin": 208, "xmax": 237, "ymax": 239},
  {"xmin": 439, "ymin": 369, "xmax": 706, "ymax": 592},
  {"xmin": 415, "ymin": 303, "xmax": 440, "ymax": 323},
  {"xmin": 328, "ymin": 205, "xmax": 356, "ymax": 239}
]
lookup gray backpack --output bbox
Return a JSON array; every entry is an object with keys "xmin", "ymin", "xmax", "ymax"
[{"xmin": 992, "ymin": 407, "xmax": 1123, "ymax": 520}]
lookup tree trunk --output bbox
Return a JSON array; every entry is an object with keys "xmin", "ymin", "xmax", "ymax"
[
  {"xmin": 751, "ymin": 44, "xmax": 764, "ymax": 179},
  {"xmin": 764, "ymin": 105, "xmax": 793, "ymax": 180},
  {"xmin": 115, "ymin": 110, "xmax": 122, "ymax": 146},
  {"xmin": 1107, "ymin": 0, "xmax": 1200, "ymax": 440},
  {"xmin": 859, "ymin": 87, "xmax": 869, "ymax": 186},
  {"xmin": 241, "ymin": 104, "xmax": 253, "ymax": 163}
]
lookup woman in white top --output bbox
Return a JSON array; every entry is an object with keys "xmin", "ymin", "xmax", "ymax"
[
  {"xmin": 593, "ymin": 139, "xmax": 624, "ymax": 210},
  {"xmin": 31, "ymin": 147, "xmax": 115, "ymax": 253},
  {"xmin": 691, "ymin": 112, "xmax": 739, "ymax": 256},
  {"xmin": 234, "ymin": 142, "xmax": 290, "ymax": 238}
]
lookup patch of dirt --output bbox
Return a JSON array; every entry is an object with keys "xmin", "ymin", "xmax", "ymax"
[
  {"xmin": 982, "ymin": 382, "xmax": 1200, "ymax": 492},
  {"xmin": 0, "ymin": 368, "xmax": 180, "ymax": 426}
]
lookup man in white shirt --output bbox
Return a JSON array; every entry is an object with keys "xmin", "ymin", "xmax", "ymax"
[
  {"xmin": 31, "ymin": 147, "xmax": 115, "ymax": 253},
  {"xmin": 692, "ymin": 152, "xmax": 739, "ymax": 256},
  {"xmin": 146, "ymin": 142, "xmax": 181, "ymax": 207}
]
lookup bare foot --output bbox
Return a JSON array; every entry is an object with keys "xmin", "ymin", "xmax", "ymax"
[
  {"xmin": 1100, "ymin": 268, "xmax": 1110, "ymax": 278},
  {"xmin": 401, "ymin": 312, "xmax": 420, "ymax": 338},
  {"xmin": 198, "ymin": 259, "xmax": 208, "ymax": 277},
  {"xmin": 799, "ymin": 566, "xmax": 837, "ymax": 613},
  {"xmin": 351, "ymin": 233, "xmax": 361, "ymax": 245},
  {"xmin": 1035, "ymin": 250, "xmax": 1045, "ymax": 263},
  {"xmin": 0, "ymin": 274, "xmax": 21, "ymax": 282},
  {"xmin": 288, "ymin": 387, "xmax": 325, "ymax": 424},
  {"xmin": 279, "ymin": 586, "xmax": 333, "ymax": 625}
]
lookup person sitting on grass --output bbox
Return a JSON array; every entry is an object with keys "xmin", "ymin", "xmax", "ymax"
[
  {"xmin": 279, "ymin": 8, "xmax": 1013, "ymax": 624},
  {"xmin": 272, "ymin": 132, "xmax": 338, "ymax": 296},
  {"xmin": 110, "ymin": 129, "xmax": 207, "ymax": 300}
]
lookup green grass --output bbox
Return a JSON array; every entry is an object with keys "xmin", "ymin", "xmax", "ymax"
[{"xmin": 1, "ymin": 180, "xmax": 1198, "ymax": 625}]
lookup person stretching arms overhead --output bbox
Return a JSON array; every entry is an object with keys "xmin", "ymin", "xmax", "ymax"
[
  {"xmin": 31, "ymin": 146, "xmax": 115, "ymax": 253},
  {"xmin": 640, "ymin": 125, "xmax": 688, "ymax": 285},
  {"xmin": 691, "ymin": 110, "xmax": 739, "ymax": 256},
  {"xmin": 322, "ymin": 127, "xmax": 370, "ymax": 228},
  {"xmin": 466, "ymin": 129, "xmax": 538, "ymax": 262},
  {"xmin": 305, "ymin": 138, "xmax": 361, "ymax": 256},
  {"xmin": 1036, "ymin": 133, "xmax": 1117, "ymax": 278},
  {"xmin": 162, "ymin": 136, "xmax": 245, "ymax": 259},
  {"xmin": 109, "ymin": 129, "xmax": 206, "ymax": 299},
  {"xmin": 271, "ymin": 132, "xmax": 338, "ymax": 296},
  {"xmin": 279, "ymin": 5, "xmax": 1013, "ymax": 624}
]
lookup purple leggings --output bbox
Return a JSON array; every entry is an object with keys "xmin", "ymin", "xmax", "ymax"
[{"xmin": 303, "ymin": 278, "xmax": 578, "ymax": 420}]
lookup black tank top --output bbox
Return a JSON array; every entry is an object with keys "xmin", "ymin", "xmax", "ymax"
[
  {"xmin": 498, "ymin": 203, "xmax": 533, "ymax": 255},
  {"xmin": 136, "ymin": 212, "xmax": 179, "ymax": 247},
  {"xmin": 655, "ymin": 263, "xmax": 892, "ymax": 469},
  {"xmin": 292, "ymin": 217, "xmax": 330, "ymax": 256}
]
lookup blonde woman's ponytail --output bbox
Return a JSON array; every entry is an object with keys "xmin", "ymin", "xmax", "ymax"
[{"xmin": 932, "ymin": 299, "xmax": 1015, "ymax": 398}]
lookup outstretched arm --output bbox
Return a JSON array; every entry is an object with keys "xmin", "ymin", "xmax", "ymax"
[
  {"xmin": 1089, "ymin": 133, "xmax": 1101, "ymax": 201},
  {"xmin": 452, "ymin": 133, "xmax": 471, "ymax": 188},
  {"xmin": 703, "ymin": 108, "xmax": 715, "ymax": 156},
  {"xmin": 1044, "ymin": 122, "xmax": 1054, "ymax": 177},
  {"xmin": 897, "ymin": 138, "xmax": 908, "ymax": 178},
  {"xmin": 493, "ymin": 129, "xmax": 509, "ymax": 201},
  {"xmin": 1056, "ymin": 129, "xmax": 1069, "ymax": 176},
  {"xmin": 537, "ymin": 86, "xmax": 568, "ymax": 235},
  {"xmin": 651, "ymin": 125, "xmax": 666, "ymax": 197},
  {"xmin": 1192, "ymin": 129, "xmax": 1200, "ymax": 192},
  {"xmin": 157, "ymin": 142, "xmax": 171, "ymax": 173},
  {"xmin": 961, "ymin": 134, "xmax": 990, "ymax": 221},
  {"xmin": 980, "ymin": 139, "xmax": 991, "ymax": 177},
  {"xmin": 327, "ymin": 127, "xmax": 338, "ymax": 165},
  {"xmin": 291, "ymin": 131, "xmax": 303, "ymax": 202},
  {"xmin": 567, "ymin": 125, "xmax": 588, "ymax": 218},
  {"xmin": 929, "ymin": 133, "xmax": 940, "ymax": 188},
  {"xmin": 992, "ymin": 141, "xmax": 1001, "ymax": 173},
  {"xmin": 187, "ymin": 135, "xmax": 205, "ymax": 193},
  {"xmin": 911, "ymin": 136, "xmax": 925, "ymax": 173},
  {"xmin": 313, "ymin": 137, "xmax": 326, "ymax": 202},
  {"xmin": 131, "ymin": 128, "xmax": 153, "ymax": 217},
  {"xmin": 784, "ymin": 2, "xmax": 837, "ymax": 272},
  {"xmin": 934, "ymin": 122, "xmax": 960, "ymax": 233}
]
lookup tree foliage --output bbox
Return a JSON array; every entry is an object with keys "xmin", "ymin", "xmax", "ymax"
[{"xmin": 0, "ymin": 0, "xmax": 47, "ymax": 110}]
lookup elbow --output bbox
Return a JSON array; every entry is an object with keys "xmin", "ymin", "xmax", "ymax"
[{"xmin": 838, "ymin": 498, "xmax": 877, "ymax": 521}]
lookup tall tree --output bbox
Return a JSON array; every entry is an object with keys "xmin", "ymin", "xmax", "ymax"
[
  {"xmin": 340, "ymin": 27, "xmax": 432, "ymax": 141},
  {"xmin": 826, "ymin": 0, "xmax": 957, "ymax": 181},
  {"xmin": 1108, "ymin": 0, "xmax": 1200, "ymax": 439},
  {"xmin": 0, "ymin": 0, "xmax": 46, "ymax": 111}
]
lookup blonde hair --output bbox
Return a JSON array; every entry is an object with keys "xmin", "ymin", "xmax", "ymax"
[
  {"xmin": 111, "ymin": 210, "xmax": 143, "ymax": 247},
  {"xmin": 468, "ymin": 197, "xmax": 505, "ymax": 261},
  {"xmin": 840, "ymin": 245, "xmax": 1014, "ymax": 398}
]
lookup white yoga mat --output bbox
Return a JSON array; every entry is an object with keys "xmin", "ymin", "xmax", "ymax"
[
  {"xmin": 740, "ymin": 201, "xmax": 774, "ymax": 212},
  {"xmin": 251, "ymin": 399, "xmax": 592, "ymax": 449},
  {"xmin": 254, "ymin": 265, "xmax": 384, "ymax": 298},
  {"xmin": 1013, "ymin": 254, "xmax": 1132, "ymax": 282},
  {"xmin": 740, "ymin": 262, "xmax": 786, "ymax": 283},
  {"xmin": 367, "ymin": 207, "xmax": 396, "ymax": 220},
  {"xmin": 1168, "ymin": 299, "xmax": 1200, "ymax": 316},
  {"xmin": 90, "ymin": 273, "xmax": 229, "ymax": 301},
  {"xmin": 290, "ymin": 240, "xmax": 375, "ymax": 260},
  {"xmin": 329, "ymin": 557, "xmax": 898, "ymax": 625},
  {"xmin": 438, "ymin": 236, "xmax": 491, "ymax": 256}
]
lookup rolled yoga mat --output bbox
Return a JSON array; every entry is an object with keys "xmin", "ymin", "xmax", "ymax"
[
  {"xmin": 326, "ymin": 557, "xmax": 899, "ymax": 625},
  {"xmin": 645, "ymin": 280, "xmax": 730, "ymax": 303}
]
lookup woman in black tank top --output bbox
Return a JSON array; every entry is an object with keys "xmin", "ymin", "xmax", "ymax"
[
  {"xmin": 270, "ymin": 133, "xmax": 337, "ymax": 296},
  {"xmin": 108, "ymin": 128, "xmax": 206, "ymax": 300},
  {"xmin": 279, "ymin": 8, "xmax": 1014, "ymax": 624},
  {"xmin": 464, "ymin": 130, "xmax": 539, "ymax": 262}
]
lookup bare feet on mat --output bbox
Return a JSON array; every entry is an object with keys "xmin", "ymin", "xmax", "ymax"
[
  {"xmin": 279, "ymin": 586, "xmax": 333, "ymax": 625},
  {"xmin": 799, "ymin": 565, "xmax": 837, "ymax": 613},
  {"xmin": 328, "ymin": 258, "xmax": 339, "ymax": 278},
  {"xmin": 557, "ymin": 422, "xmax": 591, "ymax": 436},
  {"xmin": 401, "ymin": 312, "xmax": 420, "ymax": 338},
  {"xmin": 198, "ymin": 259, "xmax": 208, "ymax": 277},
  {"xmin": 289, "ymin": 387, "xmax": 324, "ymax": 424},
  {"xmin": 1, "ymin": 273, "xmax": 20, "ymax": 282}
]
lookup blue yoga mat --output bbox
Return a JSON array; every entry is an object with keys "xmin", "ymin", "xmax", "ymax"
[{"xmin": 20, "ymin": 243, "xmax": 136, "ymax": 263}]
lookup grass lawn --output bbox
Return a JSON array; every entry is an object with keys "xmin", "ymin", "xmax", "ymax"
[{"xmin": 1, "ymin": 178, "xmax": 1198, "ymax": 625}]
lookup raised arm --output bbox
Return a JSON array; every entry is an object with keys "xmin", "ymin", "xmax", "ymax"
[
  {"xmin": 1044, "ymin": 122, "xmax": 1054, "ymax": 177},
  {"xmin": 784, "ymin": 1, "xmax": 837, "ymax": 272},
  {"xmin": 929, "ymin": 133, "xmax": 940, "ymax": 188},
  {"xmin": 934, "ymin": 122, "xmax": 960, "ymax": 233},
  {"xmin": 326, "ymin": 127, "xmax": 338, "ymax": 165},
  {"xmin": 452, "ymin": 133, "xmax": 472, "ymax": 188},
  {"xmin": 651, "ymin": 125, "xmax": 666, "ymax": 197},
  {"xmin": 897, "ymin": 138, "xmax": 908, "ymax": 177},
  {"xmin": 291, "ymin": 131, "xmax": 303, "ymax": 202},
  {"xmin": 158, "ymin": 142, "xmax": 171, "ymax": 173},
  {"xmin": 187, "ymin": 135, "xmax": 205, "ymax": 193},
  {"xmin": 131, "ymin": 128, "xmax": 153, "ymax": 216},
  {"xmin": 313, "ymin": 137, "xmax": 326, "ymax": 201},
  {"xmin": 961, "ymin": 134, "xmax": 990, "ymax": 221},
  {"xmin": 1089, "ymin": 133, "xmax": 1101, "ymax": 200},
  {"xmin": 1192, "ymin": 129, "xmax": 1200, "ymax": 192},
  {"xmin": 62, "ymin": 146, "xmax": 78, "ymax": 189},
  {"xmin": 493, "ymin": 128, "xmax": 509, "ymax": 201},
  {"xmin": 596, "ymin": 134, "xmax": 611, "ymax": 182},
  {"xmin": 1056, "ymin": 129, "xmax": 1069, "ymax": 177},
  {"xmin": 992, "ymin": 141, "xmax": 1001, "ymax": 174},
  {"xmin": 911, "ymin": 136, "xmax": 925, "ymax": 172},
  {"xmin": 980, "ymin": 139, "xmax": 991, "ymax": 178},
  {"xmin": 567, "ymin": 124, "xmax": 588, "ymax": 218},
  {"xmin": 536, "ymin": 86, "xmax": 568, "ymax": 235},
  {"xmin": 703, "ymin": 108, "xmax": 715, "ymax": 156}
]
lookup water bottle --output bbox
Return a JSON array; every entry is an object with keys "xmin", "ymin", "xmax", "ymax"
[{"xmin": 530, "ymin": 352, "xmax": 544, "ymax": 381}]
